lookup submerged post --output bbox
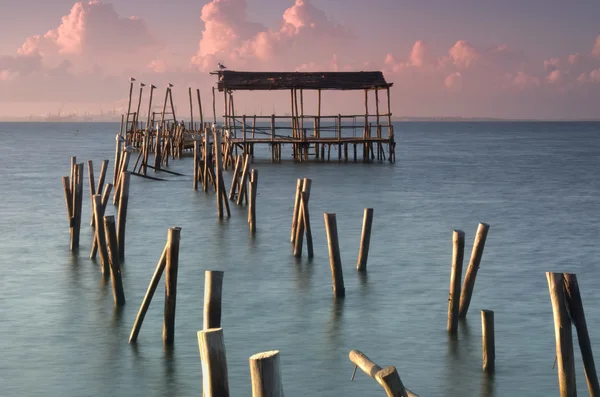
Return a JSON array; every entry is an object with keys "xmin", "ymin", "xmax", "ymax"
[
  {"xmin": 447, "ymin": 230, "xmax": 465, "ymax": 334},
  {"xmin": 163, "ymin": 227, "xmax": 181, "ymax": 345},
  {"xmin": 324, "ymin": 213, "xmax": 345, "ymax": 298},
  {"xmin": 356, "ymin": 208, "xmax": 374, "ymax": 271}
]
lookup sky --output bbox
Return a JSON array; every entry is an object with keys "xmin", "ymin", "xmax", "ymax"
[{"xmin": 0, "ymin": 0, "xmax": 599, "ymax": 120}]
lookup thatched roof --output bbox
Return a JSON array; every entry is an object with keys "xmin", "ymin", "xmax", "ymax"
[{"xmin": 214, "ymin": 71, "xmax": 392, "ymax": 91}]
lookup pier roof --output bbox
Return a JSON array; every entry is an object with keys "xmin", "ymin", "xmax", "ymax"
[{"xmin": 214, "ymin": 71, "xmax": 392, "ymax": 91}]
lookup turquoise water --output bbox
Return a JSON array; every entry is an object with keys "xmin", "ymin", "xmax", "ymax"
[{"xmin": 1, "ymin": 121, "xmax": 599, "ymax": 396}]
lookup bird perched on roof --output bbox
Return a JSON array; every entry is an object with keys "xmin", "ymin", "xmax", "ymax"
[{"xmin": 218, "ymin": 62, "xmax": 227, "ymax": 69}]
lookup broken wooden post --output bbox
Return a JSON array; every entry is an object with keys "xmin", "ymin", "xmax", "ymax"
[
  {"xmin": 481, "ymin": 310, "xmax": 495, "ymax": 372},
  {"xmin": 117, "ymin": 171, "xmax": 130, "ymax": 261},
  {"xmin": 293, "ymin": 178, "xmax": 312, "ymax": 257},
  {"xmin": 203, "ymin": 270, "xmax": 224, "ymax": 330},
  {"xmin": 324, "ymin": 213, "xmax": 345, "ymax": 298},
  {"xmin": 348, "ymin": 350, "xmax": 418, "ymax": 397},
  {"xmin": 249, "ymin": 350, "xmax": 284, "ymax": 397},
  {"xmin": 248, "ymin": 169, "xmax": 258, "ymax": 234},
  {"xmin": 356, "ymin": 208, "xmax": 374, "ymax": 271},
  {"xmin": 459, "ymin": 223, "xmax": 490, "ymax": 317},
  {"xmin": 128, "ymin": 244, "xmax": 168, "ymax": 343},
  {"xmin": 447, "ymin": 230, "xmax": 465, "ymax": 334},
  {"xmin": 564, "ymin": 273, "xmax": 599, "ymax": 396},
  {"xmin": 163, "ymin": 227, "xmax": 181, "ymax": 345},
  {"xmin": 198, "ymin": 328, "xmax": 230, "ymax": 397},
  {"xmin": 103, "ymin": 216, "xmax": 126, "ymax": 306},
  {"xmin": 547, "ymin": 272, "xmax": 577, "ymax": 397},
  {"xmin": 92, "ymin": 194, "xmax": 110, "ymax": 276},
  {"xmin": 290, "ymin": 179, "xmax": 304, "ymax": 243}
]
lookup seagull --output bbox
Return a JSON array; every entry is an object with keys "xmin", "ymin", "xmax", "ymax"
[
  {"xmin": 168, "ymin": 83, "xmax": 174, "ymax": 88},
  {"xmin": 130, "ymin": 77, "xmax": 136, "ymax": 82},
  {"xmin": 140, "ymin": 83, "xmax": 146, "ymax": 87},
  {"xmin": 218, "ymin": 62, "xmax": 227, "ymax": 70}
]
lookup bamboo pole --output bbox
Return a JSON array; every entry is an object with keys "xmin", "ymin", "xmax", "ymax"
[
  {"xmin": 117, "ymin": 171, "xmax": 130, "ymax": 261},
  {"xmin": 447, "ymin": 230, "xmax": 465, "ymax": 334},
  {"xmin": 324, "ymin": 213, "xmax": 345, "ymax": 298},
  {"xmin": 459, "ymin": 223, "xmax": 490, "ymax": 318},
  {"xmin": 163, "ymin": 227, "xmax": 181, "ymax": 345},
  {"xmin": 92, "ymin": 194, "xmax": 110, "ymax": 275},
  {"xmin": 481, "ymin": 310, "xmax": 495, "ymax": 372},
  {"xmin": 290, "ymin": 179, "xmax": 304, "ymax": 243},
  {"xmin": 203, "ymin": 270, "xmax": 224, "ymax": 330},
  {"xmin": 564, "ymin": 273, "xmax": 599, "ymax": 397},
  {"xmin": 129, "ymin": 245, "xmax": 168, "ymax": 343},
  {"xmin": 198, "ymin": 328, "xmax": 230, "ymax": 397},
  {"xmin": 103, "ymin": 215, "xmax": 126, "ymax": 306},
  {"xmin": 249, "ymin": 350, "xmax": 284, "ymax": 397},
  {"xmin": 356, "ymin": 208, "xmax": 374, "ymax": 271},
  {"xmin": 547, "ymin": 272, "xmax": 577, "ymax": 397}
]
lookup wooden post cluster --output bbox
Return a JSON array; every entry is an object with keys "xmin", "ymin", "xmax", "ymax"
[
  {"xmin": 356, "ymin": 208, "xmax": 374, "ymax": 271},
  {"xmin": 348, "ymin": 350, "xmax": 418, "ymax": 397},
  {"xmin": 129, "ymin": 227, "xmax": 181, "ymax": 344},
  {"xmin": 324, "ymin": 213, "xmax": 345, "ymax": 298},
  {"xmin": 292, "ymin": 178, "xmax": 313, "ymax": 258},
  {"xmin": 62, "ymin": 157, "xmax": 84, "ymax": 250},
  {"xmin": 547, "ymin": 272, "xmax": 600, "ymax": 397}
]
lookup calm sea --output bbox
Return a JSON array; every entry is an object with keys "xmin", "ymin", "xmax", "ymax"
[{"xmin": 1, "ymin": 121, "xmax": 599, "ymax": 397}]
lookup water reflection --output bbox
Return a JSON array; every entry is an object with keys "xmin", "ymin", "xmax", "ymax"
[
  {"xmin": 480, "ymin": 372, "xmax": 496, "ymax": 397},
  {"xmin": 293, "ymin": 260, "xmax": 313, "ymax": 292}
]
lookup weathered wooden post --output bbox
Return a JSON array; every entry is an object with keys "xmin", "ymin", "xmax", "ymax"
[
  {"xmin": 113, "ymin": 133, "xmax": 123, "ymax": 185},
  {"xmin": 447, "ymin": 230, "xmax": 465, "ymax": 334},
  {"xmin": 249, "ymin": 169, "xmax": 258, "ymax": 234},
  {"xmin": 229, "ymin": 155, "xmax": 242, "ymax": 200},
  {"xmin": 117, "ymin": 171, "xmax": 130, "ymax": 261},
  {"xmin": 90, "ymin": 184, "xmax": 113, "ymax": 259},
  {"xmin": 91, "ymin": 159, "xmax": 109, "ymax": 227},
  {"xmin": 324, "ymin": 213, "xmax": 345, "ymax": 298},
  {"xmin": 349, "ymin": 350, "xmax": 417, "ymax": 397},
  {"xmin": 249, "ymin": 350, "xmax": 284, "ymax": 397},
  {"xmin": 198, "ymin": 328, "xmax": 230, "ymax": 397},
  {"xmin": 459, "ymin": 223, "xmax": 490, "ymax": 317},
  {"xmin": 72, "ymin": 163, "xmax": 84, "ymax": 250},
  {"xmin": 203, "ymin": 270, "xmax": 224, "ymax": 330},
  {"xmin": 237, "ymin": 154, "xmax": 251, "ymax": 206},
  {"xmin": 481, "ymin": 310, "xmax": 495, "ymax": 372},
  {"xmin": 547, "ymin": 272, "xmax": 577, "ymax": 397},
  {"xmin": 92, "ymin": 194, "xmax": 110, "ymax": 275},
  {"xmin": 193, "ymin": 140, "xmax": 199, "ymax": 191},
  {"xmin": 293, "ymin": 178, "xmax": 312, "ymax": 257},
  {"xmin": 290, "ymin": 179, "xmax": 304, "ymax": 243},
  {"xmin": 356, "ymin": 208, "xmax": 374, "ymax": 271},
  {"xmin": 564, "ymin": 273, "xmax": 599, "ymax": 396},
  {"xmin": 163, "ymin": 227, "xmax": 181, "ymax": 345},
  {"xmin": 87, "ymin": 160, "xmax": 96, "ymax": 226},
  {"xmin": 103, "ymin": 216, "xmax": 126, "ymax": 306}
]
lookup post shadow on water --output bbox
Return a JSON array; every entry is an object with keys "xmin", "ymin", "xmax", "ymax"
[
  {"xmin": 326, "ymin": 297, "xmax": 345, "ymax": 346},
  {"xmin": 162, "ymin": 344, "xmax": 180, "ymax": 396},
  {"xmin": 293, "ymin": 257, "xmax": 314, "ymax": 292}
]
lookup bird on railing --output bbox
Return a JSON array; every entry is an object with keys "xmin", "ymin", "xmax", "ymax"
[{"xmin": 218, "ymin": 62, "xmax": 227, "ymax": 70}]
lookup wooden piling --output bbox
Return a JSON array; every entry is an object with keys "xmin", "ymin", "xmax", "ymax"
[
  {"xmin": 92, "ymin": 194, "xmax": 110, "ymax": 275},
  {"xmin": 375, "ymin": 366, "xmax": 409, "ymax": 397},
  {"xmin": 481, "ymin": 310, "xmax": 495, "ymax": 372},
  {"xmin": 546, "ymin": 272, "xmax": 577, "ymax": 397},
  {"xmin": 71, "ymin": 163, "xmax": 84, "ymax": 250},
  {"xmin": 91, "ymin": 159, "xmax": 109, "ymax": 227},
  {"xmin": 203, "ymin": 270, "xmax": 224, "ymax": 330},
  {"xmin": 356, "ymin": 208, "xmax": 374, "ymax": 271},
  {"xmin": 249, "ymin": 350, "xmax": 284, "ymax": 397},
  {"xmin": 324, "ymin": 213, "xmax": 345, "ymax": 298},
  {"xmin": 564, "ymin": 273, "xmax": 600, "ymax": 396},
  {"xmin": 129, "ymin": 245, "xmax": 168, "ymax": 343},
  {"xmin": 117, "ymin": 171, "xmax": 130, "ymax": 261},
  {"xmin": 237, "ymin": 154, "xmax": 251, "ymax": 206},
  {"xmin": 87, "ymin": 160, "xmax": 96, "ymax": 226},
  {"xmin": 459, "ymin": 223, "xmax": 490, "ymax": 318},
  {"xmin": 293, "ymin": 178, "xmax": 312, "ymax": 257},
  {"xmin": 349, "ymin": 350, "xmax": 417, "ymax": 397},
  {"xmin": 301, "ymin": 191, "xmax": 313, "ymax": 258},
  {"xmin": 193, "ymin": 140, "xmax": 199, "ymax": 191},
  {"xmin": 290, "ymin": 179, "xmax": 304, "ymax": 243},
  {"xmin": 249, "ymin": 169, "xmax": 258, "ymax": 234},
  {"xmin": 103, "ymin": 216, "xmax": 126, "ymax": 306},
  {"xmin": 113, "ymin": 134, "xmax": 122, "ymax": 185},
  {"xmin": 198, "ymin": 328, "xmax": 230, "ymax": 397},
  {"xmin": 90, "ymin": 184, "xmax": 113, "ymax": 259},
  {"xmin": 447, "ymin": 230, "xmax": 465, "ymax": 334},
  {"xmin": 229, "ymin": 155, "xmax": 242, "ymax": 200},
  {"xmin": 163, "ymin": 227, "xmax": 181, "ymax": 345}
]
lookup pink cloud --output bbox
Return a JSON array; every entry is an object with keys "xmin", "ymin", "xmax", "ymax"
[
  {"xmin": 147, "ymin": 59, "xmax": 167, "ymax": 73},
  {"xmin": 592, "ymin": 35, "xmax": 600, "ymax": 57},
  {"xmin": 448, "ymin": 40, "xmax": 480, "ymax": 69},
  {"xmin": 547, "ymin": 69, "xmax": 562, "ymax": 84},
  {"xmin": 444, "ymin": 72, "xmax": 462, "ymax": 89}
]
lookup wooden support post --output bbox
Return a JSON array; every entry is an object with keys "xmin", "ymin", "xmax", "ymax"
[
  {"xmin": 324, "ymin": 213, "xmax": 345, "ymax": 298},
  {"xmin": 459, "ymin": 223, "xmax": 490, "ymax": 317},
  {"xmin": 248, "ymin": 169, "xmax": 258, "ymax": 234},
  {"xmin": 90, "ymin": 184, "xmax": 113, "ymax": 259},
  {"xmin": 117, "ymin": 171, "xmax": 130, "ymax": 261},
  {"xmin": 212, "ymin": 87, "xmax": 217, "ymax": 124},
  {"xmin": 229, "ymin": 155, "xmax": 242, "ymax": 200},
  {"xmin": 197, "ymin": 88, "xmax": 204, "ymax": 127},
  {"xmin": 163, "ymin": 227, "xmax": 181, "ymax": 345},
  {"xmin": 193, "ymin": 140, "xmax": 199, "ymax": 191},
  {"xmin": 547, "ymin": 272, "xmax": 577, "ymax": 397},
  {"xmin": 146, "ymin": 85, "xmax": 156, "ymax": 128},
  {"xmin": 447, "ymin": 230, "xmax": 465, "ymax": 334},
  {"xmin": 290, "ymin": 179, "xmax": 304, "ymax": 243},
  {"xmin": 237, "ymin": 154, "xmax": 251, "ymax": 206},
  {"xmin": 71, "ymin": 163, "xmax": 83, "ymax": 250},
  {"xmin": 87, "ymin": 160, "xmax": 96, "ymax": 226},
  {"xmin": 356, "ymin": 208, "xmax": 374, "ymax": 271},
  {"xmin": 249, "ymin": 350, "xmax": 284, "ymax": 397},
  {"xmin": 213, "ymin": 128, "xmax": 226, "ymax": 218},
  {"xmin": 125, "ymin": 79, "xmax": 134, "ymax": 133},
  {"xmin": 92, "ymin": 194, "xmax": 110, "ymax": 275},
  {"xmin": 203, "ymin": 128, "xmax": 210, "ymax": 192},
  {"xmin": 103, "ymin": 216, "xmax": 126, "ymax": 306},
  {"xmin": 113, "ymin": 149, "xmax": 131, "ymax": 205},
  {"xmin": 481, "ymin": 310, "xmax": 495, "ymax": 372},
  {"xmin": 114, "ymin": 134, "xmax": 122, "ymax": 185},
  {"xmin": 93, "ymin": 160, "xmax": 109, "ymax": 227},
  {"xmin": 129, "ymin": 245, "xmax": 168, "ymax": 343},
  {"xmin": 564, "ymin": 273, "xmax": 600, "ymax": 396},
  {"xmin": 293, "ymin": 178, "xmax": 312, "ymax": 257},
  {"xmin": 135, "ymin": 83, "xmax": 144, "ymax": 130},
  {"xmin": 375, "ymin": 89, "xmax": 380, "ymax": 137},
  {"xmin": 203, "ymin": 270, "xmax": 224, "ymax": 330},
  {"xmin": 349, "ymin": 350, "xmax": 417, "ymax": 397},
  {"xmin": 198, "ymin": 328, "xmax": 230, "ymax": 397},
  {"xmin": 301, "ymin": 191, "xmax": 313, "ymax": 257}
]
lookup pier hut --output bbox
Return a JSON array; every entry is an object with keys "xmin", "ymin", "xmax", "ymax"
[{"xmin": 212, "ymin": 70, "xmax": 396, "ymax": 163}]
